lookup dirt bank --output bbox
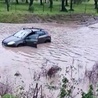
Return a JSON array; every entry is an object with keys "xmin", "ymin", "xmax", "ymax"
[
  {"xmin": 1, "ymin": 13, "xmax": 98, "ymax": 26},
  {"xmin": 23, "ymin": 14, "xmax": 98, "ymax": 25}
]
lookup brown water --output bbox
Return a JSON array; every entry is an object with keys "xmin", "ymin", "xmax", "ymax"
[{"xmin": 0, "ymin": 23, "xmax": 98, "ymax": 97}]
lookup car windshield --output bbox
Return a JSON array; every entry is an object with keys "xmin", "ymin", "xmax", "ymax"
[{"xmin": 14, "ymin": 30, "xmax": 31, "ymax": 38}]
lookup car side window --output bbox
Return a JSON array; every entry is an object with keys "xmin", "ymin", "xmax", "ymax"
[
  {"xmin": 26, "ymin": 32, "xmax": 35, "ymax": 38},
  {"xmin": 28, "ymin": 35, "xmax": 34, "ymax": 39},
  {"xmin": 27, "ymin": 34, "xmax": 38, "ymax": 39},
  {"xmin": 29, "ymin": 34, "xmax": 38, "ymax": 39},
  {"xmin": 37, "ymin": 31, "xmax": 45, "ymax": 36}
]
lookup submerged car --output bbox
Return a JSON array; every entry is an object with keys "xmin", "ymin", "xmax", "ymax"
[{"xmin": 2, "ymin": 27, "xmax": 51, "ymax": 48}]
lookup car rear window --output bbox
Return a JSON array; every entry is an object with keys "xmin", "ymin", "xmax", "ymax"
[{"xmin": 36, "ymin": 31, "xmax": 45, "ymax": 36}]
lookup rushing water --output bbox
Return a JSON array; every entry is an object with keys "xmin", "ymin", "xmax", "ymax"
[{"xmin": 0, "ymin": 23, "xmax": 98, "ymax": 97}]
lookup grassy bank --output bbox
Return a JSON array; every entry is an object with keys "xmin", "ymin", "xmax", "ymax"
[{"xmin": 0, "ymin": 0, "xmax": 98, "ymax": 23}]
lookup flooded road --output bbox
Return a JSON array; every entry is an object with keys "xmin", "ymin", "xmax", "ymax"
[{"xmin": 0, "ymin": 23, "xmax": 98, "ymax": 97}]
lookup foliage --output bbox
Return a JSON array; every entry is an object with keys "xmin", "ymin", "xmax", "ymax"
[
  {"xmin": 82, "ymin": 85, "xmax": 94, "ymax": 98},
  {"xmin": 60, "ymin": 77, "xmax": 71, "ymax": 98}
]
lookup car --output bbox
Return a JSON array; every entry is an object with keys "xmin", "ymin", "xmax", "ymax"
[{"xmin": 2, "ymin": 27, "xmax": 51, "ymax": 48}]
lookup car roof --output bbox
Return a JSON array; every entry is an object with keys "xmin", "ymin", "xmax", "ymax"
[{"xmin": 23, "ymin": 27, "xmax": 44, "ymax": 32}]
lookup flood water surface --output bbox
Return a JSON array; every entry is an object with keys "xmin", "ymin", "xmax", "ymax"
[{"xmin": 0, "ymin": 23, "xmax": 98, "ymax": 97}]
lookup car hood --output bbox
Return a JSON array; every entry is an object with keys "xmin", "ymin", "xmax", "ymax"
[{"xmin": 3, "ymin": 36, "xmax": 21, "ymax": 43}]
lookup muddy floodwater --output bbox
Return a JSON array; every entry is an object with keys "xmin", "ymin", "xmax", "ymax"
[{"xmin": 0, "ymin": 23, "xmax": 98, "ymax": 97}]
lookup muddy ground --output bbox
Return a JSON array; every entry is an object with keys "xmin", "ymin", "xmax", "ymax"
[{"xmin": 0, "ymin": 22, "xmax": 98, "ymax": 97}]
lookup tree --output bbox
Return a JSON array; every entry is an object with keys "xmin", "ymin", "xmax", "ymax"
[
  {"xmin": 29, "ymin": 0, "xmax": 34, "ymax": 11},
  {"xmin": 65, "ymin": 0, "xmax": 69, "ymax": 6},
  {"xmin": 69, "ymin": 0, "xmax": 74, "ymax": 11},
  {"xmin": 40, "ymin": 0, "xmax": 43, "ymax": 5},
  {"xmin": 49, "ymin": 0, "xmax": 53, "ymax": 8},
  {"xmin": 94, "ymin": 0, "xmax": 98, "ymax": 9},
  {"xmin": 61, "ymin": 0, "xmax": 68, "ymax": 11},
  {"xmin": 94, "ymin": 0, "xmax": 98, "ymax": 13},
  {"xmin": 16, "ymin": 0, "xmax": 19, "ymax": 4},
  {"xmin": 26, "ymin": 0, "xmax": 28, "ymax": 3},
  {"xmin": 5, "ymin": 0, "xmax": 10, "ymax": 11}
]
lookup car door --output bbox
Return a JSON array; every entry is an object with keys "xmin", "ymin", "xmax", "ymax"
[
  {"xmin": 25, "ymin": 34, "xmax": 38, "ymax": 47},
  {"xmin": 37, "ymin": 31, "xmax": 46, "ymax": 43}
]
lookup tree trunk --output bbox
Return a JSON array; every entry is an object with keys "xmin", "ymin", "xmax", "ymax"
[
  {"xmin": 40, "ymin": 0, "xmax": 43, "ymax": 5},
  {"xmin": 16, "ymin": 0, "xmax": 19, "ymax": 4},
  {"xmin": 94, "ymin": 0, "xmax": 97, "ymax": 9},
  {"xmin": 94, "ymin": 0, "xmax": 98, "ymax": 13},
  {"xmin": 29, "ymin": 0, "xmax": 34, "ymax": 11},
  {"xmin": 49, "ymin": 0, "xmax": 53, "ymax": 8},
  {"xmin": 61, "ymin": 0, "xmax": 67, "ymax": 11},
  {"xmin": 65, "ymin": 0, "xmax": 69, "ymax": 6},
  {"xmin": 26, "ymin": 0, "xmax": 28, "ymax": 3},
  {"xmin": 69, "ymin": 0, "xmax": 74, "ymax": 11},
  {"xmin": 5, "ymin": 0, "xmax": 9, "ymax": 11}
]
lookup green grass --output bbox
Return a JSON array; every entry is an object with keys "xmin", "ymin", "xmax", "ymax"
[
  {"xmin": 0, "ymin": 0, "xmax": 97, "ymax": 22},
  {"xmin": 2, "ymin": 94, "xmax": 16, "ymax": 98},
  {"xmin": 73, "ymin": 3, "xmax": 96, "ymax": 14},
  {"xmin": 0, "ymin": 0, "xmax": 96, "ymax": 14}
]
